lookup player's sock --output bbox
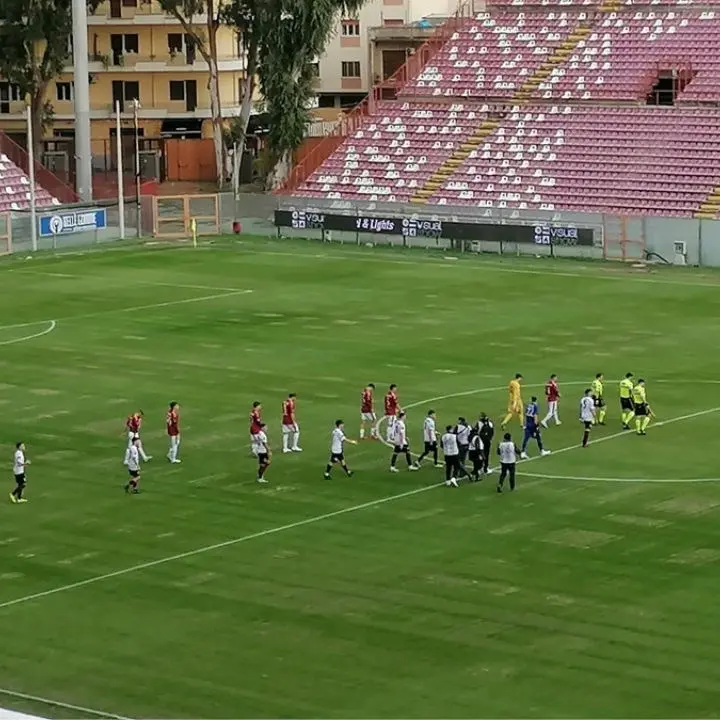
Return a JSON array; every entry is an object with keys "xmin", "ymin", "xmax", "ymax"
[
  {"xmin": 15, "ymin": 485, "xmax": 23, "ymax": 499},
  {"xmin": 360, "ymin": 427, "xmax": 365, "ymax": 439},
  {"xmin": 598, "ymin": 408, "xmax": 606, "ymax": 424},
  {"xmin": 292, "ymin": 431, "xmax": 301, "ymax": 450},
  {"xmin": 282, "ymin": 434, "xmax": 289, "ymax": 452},
  {"xmin": 641, "ymin": 416, "xmax": 650, "ymax": 432},
  {"xmin": 342, "ymin": 463, "xmax": 351, "ymax": 476},
  {"xmin": 405, "ymin": 451, "xmax": 414, "ymax": 467},
  {"xmin": 635, "ymin": 417, "xmax": 642, "ymax": 434},
  {"xmin": 501, "ymin": 413, "xmax": 512, "ymax": 427},
  {"xmin": 582, "ymin": 430, "xmax": 590, "ymax": 447}
]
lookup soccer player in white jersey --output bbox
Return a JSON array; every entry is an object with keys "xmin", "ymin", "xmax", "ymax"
[
  {"xmin": 9, "ymin": 441, "xmax": 30, "ymax": 503},
  {"xmin": 455, "ymin": 417, "xmax": 471, "ymax": 466},
  {"xmin": 415, "ymin": 409, "xmax": 442, "ymax": 468},
  {"xmin": 579, "ymin": 388, "xmax": 597, "ymax": 448},
  {"xmin": 496, "ymin": 432, "xmax": 520, "ymax": 493},
  {"xmin": 441, "ymin": 425, "xmax": 462, "ymax": 487},
  {"xmin": 389, "ymin": 411, "xmax": 418, "ymax": 473},
  {"xmin": 252, "ymin": 422, "xmax": 271, "ymax": 483},
  {"xmin": 324, "ymin": 420, "xmax": 356, "ymax": 479},
  {"xmin": 123, "ymin": 437, "xmax": 142, "ymax": 494}
]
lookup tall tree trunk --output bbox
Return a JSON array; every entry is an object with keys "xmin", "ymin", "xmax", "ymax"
[
  {"xmin": 235, "ymin": 36, "xmax": 258, "ymax": 157},
  {"xmin": 206, "ymin": 62, "xmax": 224, "ymax": 188},
  {"xmin": 30, "ymin": 86, "xmax": 46, "ymax": 163},
  {"xmin": 206, "ymin": 0, "xmax": 224, "ymax": 188},
  {"xmin": 266, "ymin": 150, "xmax": 291, "ymax": 190}
]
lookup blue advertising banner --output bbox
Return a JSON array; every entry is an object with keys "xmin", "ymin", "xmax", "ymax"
[{"xmin": 38, "ymin": 209, "xmax": 107, "ymax": 237}]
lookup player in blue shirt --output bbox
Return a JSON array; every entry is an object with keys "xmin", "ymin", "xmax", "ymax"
[{"xmin": 521, "ymin": 396, "xmax": 551, "ymax": 459}]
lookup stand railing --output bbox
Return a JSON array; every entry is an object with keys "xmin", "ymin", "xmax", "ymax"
[
  {"xmin": 276, "ymin": 0, "xmax": 475, "ymax": 194},
  {"xmin": 0, "ymin": 131, "xmax": 78, "ymax": 204}
]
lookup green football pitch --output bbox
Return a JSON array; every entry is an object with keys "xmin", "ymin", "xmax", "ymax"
[{"xmin": 2, "ymin": 237, "xmax": 720, "ymax": 719}]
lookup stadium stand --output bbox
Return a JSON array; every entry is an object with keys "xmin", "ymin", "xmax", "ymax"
[
  {"xmin": 287, "ymin": 0, "xmax": 720, "ymax": 219},
  {"xmin": 0, "ymin": 153, "xmax": 61, "ymax": 212}
]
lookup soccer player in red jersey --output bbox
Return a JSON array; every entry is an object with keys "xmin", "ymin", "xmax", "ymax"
[
  {"xmin": 166, "ymin": 401, "xmax": 181, "ymax": 463},
  {"xmin": 281, "ymin": 393, "xmax": 302, "ymax": 453},
  {"xmin": 383, "ymin": 384, "xmax": 400, "ymax": 443},
  {"xmin": 541, "ymin": 374, "xmax": 562, "ymax": 428},
  {"xmin": 360, "ymin": 383, "xmax": 377, "ymax": 440},
  {"xmin": 125, "ymin": 410, "xmax": 151, "ymax": 461},
  {"xmin": 249, "ymin": 401, "xmax": 263, "ymax": 455}
]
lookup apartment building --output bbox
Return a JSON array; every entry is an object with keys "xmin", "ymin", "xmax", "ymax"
[
  {"xmin": 0, "ymin": 0, "xmax": 247, "ymax": 165},
  {"xmin": 0, "ymin": 0, "xmax": 460, "ymax": 173},
  {"xmin": 313, "ymin": 0, "xmax": 461, "ymax": 115}
]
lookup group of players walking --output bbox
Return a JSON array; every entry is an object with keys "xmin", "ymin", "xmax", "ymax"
[{"xmin": 7, "ymin": 372, "xmax": 655, "ymax": 502}]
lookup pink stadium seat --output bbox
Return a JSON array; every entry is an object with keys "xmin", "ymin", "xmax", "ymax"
[
  {"xmin": 293, "ymin": 6, "xmax": 720, "ymax": 217},
  {"xmin": 0, "ymin": 154, "xmax": 59, "ymax": 211}
]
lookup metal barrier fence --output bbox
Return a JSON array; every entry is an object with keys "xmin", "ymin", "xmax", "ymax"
[
  {"xmin": 5, "ymin": 191, "xmax": 720, "ymax": 268},
  {"xmin": 268, "ymin": 196, "xmax": 720, "ymax": 267},
  {"xmin": 9, "ymin": 201, "xmax": 143, "ymax": 253}
]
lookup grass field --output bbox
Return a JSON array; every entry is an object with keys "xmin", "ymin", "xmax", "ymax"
[{"xmin": 2, "ymin": 237, "xmax": 720, "ymax": 719}]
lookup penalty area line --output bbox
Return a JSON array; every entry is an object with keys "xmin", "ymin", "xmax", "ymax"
[
  {"xmin": 0, "ymin": 686, "xmax": 130, "ymax": 720},
  {"xmin": 0, "ymin": 290, "xmax": 253, "ymax": 332}
]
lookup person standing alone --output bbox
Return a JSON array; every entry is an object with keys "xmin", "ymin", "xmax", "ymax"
[{"xmin": 497, "ymin": 432, "xmax": 520, "ymax": 493}]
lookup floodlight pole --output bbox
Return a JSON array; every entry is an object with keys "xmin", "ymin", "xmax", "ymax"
[
  {"xmin": 133, "ymin": 98, "xmax": 141, "ymax": 238},
  {"xmin": 26, "ymin": 105, "xmax": 38, "ymax": 253},
  {"xmin": 72, "ymin": 0, "xmax": 93, "ymax": 201},
  {"xmin": 115, "ymin": 100, "xmax": 125, "ymax": 239}
]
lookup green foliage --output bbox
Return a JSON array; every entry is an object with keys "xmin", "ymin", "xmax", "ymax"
[
  {"xmin": 224, "ymin": 0, "xmax": 367, "ymax": 166},
  {"xmin": 0, "ymin": 0, "xmax": 101, "ymax": 97}
]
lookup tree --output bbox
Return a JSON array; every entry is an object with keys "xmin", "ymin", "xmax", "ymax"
[
  {"xmin": 158, "ymin": 0, "xmax": 226, "ymax": 187},
  {"xmin": 0, "ymin": 0, "xmax": 98, "ymax": 160},
  {"xmin": 224, "ymin": 0, "xmax": 365, "ymax": 188}
]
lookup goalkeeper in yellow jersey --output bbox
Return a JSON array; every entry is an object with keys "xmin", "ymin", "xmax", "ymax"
[
  {"xmin": 591, "ymin": 372, "xmax": 606, "ymax": 425},
  {"xmin": 501, "ymin": 373, "xmax": 523, "ymax": 429},
  {"xmin": 631, "ymin": 379, "xmax": 653, "ymax": 435}
]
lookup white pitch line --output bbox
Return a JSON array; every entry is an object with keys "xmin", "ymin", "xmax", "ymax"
[
  {"xmin": 0, "ymin": 483, "xmax": 442, "ymax": 611},
  {"xmin": 0, "ymin": 290, "xmax": 253, "ymax": 332},
  {"xmin": 0, "ymin": 686, "xmax": 129, "ymax": 720},
  {"xmin": 1, "ymin": 384, "xmax": 716, "ymax": 611},
  {"xmin": 251, "ymin": 248, "xmax": 720, "ymax": 290},
  {"xmin": 12, "ymin": 269, "xmax": 243, "ymax": 293},
  {"xmin": 0, "ymin": 320, "xmax": 56, "ymax": 346}
]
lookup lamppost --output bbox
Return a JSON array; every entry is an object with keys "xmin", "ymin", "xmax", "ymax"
[{"xmin": 132, "ymin": 98, "xmax": 141, "ymax": 237}]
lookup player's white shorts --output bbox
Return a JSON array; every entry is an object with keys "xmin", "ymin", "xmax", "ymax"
[
  {"xmin": 282, "ymin": 423, "xmax": 298, "ymax": 434},
  {"xmin": 361, "ymin": 412, "xmax": 376, "ymax": 422}
]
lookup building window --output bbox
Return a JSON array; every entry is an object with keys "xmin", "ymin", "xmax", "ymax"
[
  {"xmin": 341, "ymin": 61, "xmax": 361, "ymax": 78},
  {"xmin": 124, "ymin": 34, "xmax": 139, "ymax": 53},
  {"xmin": 124, "ymin": 81, "xmax": 140, "ymax": 101},
  {"xmin": 56, "ymin": 82, "xmax": 73, "ymax": 101},
  {"xmin": 167, "ymin": 33, "xmax": 183, "ymax": 53},
  {"xmin": 341, "ymin": 20, "xmax": 360, "ymax": 36},
  {"xmin": 383, "ymin": 18, "xmax": 405, "ymax": 26},
  {"xmin": 0, "ymin": 82, "xmax": 21, "ymax": 113},
  {"xmin": 169, "ymin": 80, "xmax": 185, "ymax": 101},
  {"xmin": 122, "ymin": 0, "xmax": 137, "ymax": 6}
]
